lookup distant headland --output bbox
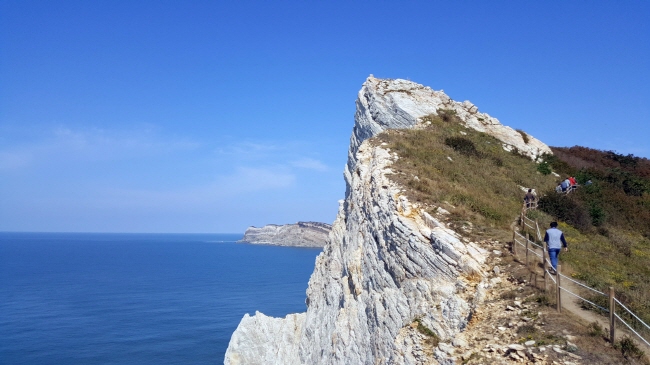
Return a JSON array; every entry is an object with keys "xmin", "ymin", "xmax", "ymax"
[{"xmin": 239, "ymin": 221, "xmax": 331, "ymax": 247}]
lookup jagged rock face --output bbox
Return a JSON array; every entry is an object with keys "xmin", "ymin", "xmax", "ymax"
[
  {"xmin": 224, "ymin": 312, "xmax": 304, "ymax": 365},
  {"xmin": 298, "ymin": 144, "xmax": 487, "ymax": 365},
  {"xmin": 348, "ymin": 77, "xmax": 550, "ymax": 186},
  {"xmin": 224, "ymin": 77, "xmax": 551, "ymax": 365},
  {"xmin": 239, "ymin": 222, "xmax": 331, "ymax": 247}
]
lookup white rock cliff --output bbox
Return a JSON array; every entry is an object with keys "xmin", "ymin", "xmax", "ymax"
[
  {"xmin": 239, "ymin": 222, "xmax": 332, "ymax": 248},
  {"xmin": 224, "ymin": 77, "xmax": 552, "ymax": 364}
]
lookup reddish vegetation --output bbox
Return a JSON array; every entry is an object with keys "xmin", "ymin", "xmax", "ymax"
[{"xmin": 541, "ymin": 147, "xmax": 650, "ymax": 237}]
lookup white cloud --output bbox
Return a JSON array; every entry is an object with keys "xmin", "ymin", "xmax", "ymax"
[{"xmin": 291, "ymin": 157, "xmax": 328, "ymax": 171}]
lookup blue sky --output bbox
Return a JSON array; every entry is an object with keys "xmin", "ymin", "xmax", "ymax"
[{"xmin": 1, "ymin": 1, "xmax": 648, "ymax": 233}]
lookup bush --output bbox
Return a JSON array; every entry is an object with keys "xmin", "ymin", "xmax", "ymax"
[
  {"xmin": 616, "ymin": 336, "xmax": 646, "ymax": 360},
  {"xmin": 589, "ymin": 203, "xmax": 606, "ymax": 226},
  {"xmin": 414, "ymin": 318, "xmax": 440, "ymax": 347},
  {"xmin": 438, "ymin": 109, "xmax": 460, "ymax": 123},
  {"xmin": 533, "ymin": 294, "xmax": 550, "ymax": 306},
  {"xmin": 537, "ymin": 162, "xmax": 552, "ymax": 175},
  {"xmin": 541, "ymin": 152, "xmax": 572, "ymax": 174},
  {"xmin": 610, "ymin": 232, "xmax": 633, "ymax": 257},
  {"xmin": 510, "ymin": 147, "xmax": 529, "ymax": 159},
  {"xmin": 444, "ymin": 137, "xmax": 481, "ymax": 157},
  {"xmin": 587, "ymin": 321, "xmax": 603, "ymax": 337},
  {"xmin": 538, "ymin": 191, "xmax": 591, "ymax": 231}
]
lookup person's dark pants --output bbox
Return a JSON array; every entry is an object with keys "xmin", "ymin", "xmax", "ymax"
[{"xmin": 548, "ymin": 248, "xmax": 561, "ymax": 270}]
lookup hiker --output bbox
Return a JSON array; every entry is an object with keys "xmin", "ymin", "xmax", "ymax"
[
  {"xmin": 560, "ymin": 178, "xmax": 569, "ymax": 192},
  {"xmin": 544, "ymin": 222, "xmax": 568, "ymax": 273},
  {"xmin": 569, "ymin": 176, "xmax": 577, "ymax": 191},
  {"xmin": 524, "ymin": 189, "xmax": 536, "ymax": 209}
]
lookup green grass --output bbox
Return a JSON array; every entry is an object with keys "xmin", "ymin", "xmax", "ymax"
[
  {"xmin": 414, "ymin": 318, "xmax": 440, "ymax": 347},
  {"xmin": 376, "ymin": 111, "xmax": 650, "ymax": 342},
  {"xmin": 375, "ymin": 111, "xmax": 556, "ymax": 236},
  {"xmin": 527, "ymin": 208, "xmax": 650, "ymax": 335},
  {"xmin": 533, "ymin": 148, "xmax": 650, "ymax": 336}
]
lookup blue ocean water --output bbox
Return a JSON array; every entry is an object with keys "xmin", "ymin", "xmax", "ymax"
[{"xmin": 0, "ymin": 232, "xmax": 321, "ymax": 365}]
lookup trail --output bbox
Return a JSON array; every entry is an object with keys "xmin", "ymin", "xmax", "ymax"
[{"xmin": 514, "ymin": 221, "xmax": 650, "ymax": 354}]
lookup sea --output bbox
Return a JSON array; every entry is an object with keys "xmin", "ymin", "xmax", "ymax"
[{"xmin": 0, "ymin": 232, "xmax": 322, "ymax": 365}]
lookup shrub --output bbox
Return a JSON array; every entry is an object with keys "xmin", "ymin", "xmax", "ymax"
[
  {"xmin": 533, "ymin": 294, "xmax": 550, "ymax": 306},
  {"xmin": 538, "ymin": 191, "xmax": 591, "ymax": 231},
  {"xmin": 541, "ymin": 152, "xmax": 572, "ymax": 175},
  {"xmin": 517, "ymin": 324, "xmax": 538, "ymax": 336},
  {"xmin": 444, "ymin": 137, "xmax": 481, "ymax": 157},
  {"xmin": 610, "ymin": 232, "xmax": 633, "ymax": 257},
  {"xmin": 414, "ymin": 318, "xmax": 440, "ymax": 346},
  {"xmin": 510, "ymin": 147, "xmax": 529, "ymax": 159},
  {"xmin": 587, "ymin": 321, "xmax": 604, "ymax": 337},
  {"xmin": 537, "ymin": 162, "xmax": 552, "ymax": 175},
  {"xmin": 616, "ymin": 336, "xmax": 646, "ymax": 360},
  {"xmin": 438, "ymin": 109, "xmax": 460, "ymax": 123},
  {"xmin": 589, "ymin": 203, "xmax": 606, "ymax": 226}
]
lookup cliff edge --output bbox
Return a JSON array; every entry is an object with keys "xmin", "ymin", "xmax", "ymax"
[
  {"xmin": 239, "ymin": 222, "xmax": 331, "ymax": 248},
  {"xmin": 224, "ymin": 76, "xmax": 552, "ymax": 364}
]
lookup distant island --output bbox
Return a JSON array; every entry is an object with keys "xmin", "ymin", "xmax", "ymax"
[{"xmin": 239, "ymin": 221, "xmax": 331, "ymax": 247}]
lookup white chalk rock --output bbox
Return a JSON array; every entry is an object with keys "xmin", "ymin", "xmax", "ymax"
[{"xmin": 225, "ymin": 76, "xmax": 552, "ymax": 364}]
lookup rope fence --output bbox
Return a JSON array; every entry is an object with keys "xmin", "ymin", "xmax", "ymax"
[
  {"xmin": 615, "ymin": 313, "xmax": 650, "ymax": 348},
  {"xmin": 559, "ymin": 286, "xmax": 609, "ymax": 313},
  {"xmin": 511, "ymin": 222, "xmax": 650, "ymax": 349},
  {"xmin": 615, "ymin": 298, "xmax": 650, "ymax": 333},
  {"xmin": 558, "ymin": 273, "xmax": 607, "ymax": 297}
]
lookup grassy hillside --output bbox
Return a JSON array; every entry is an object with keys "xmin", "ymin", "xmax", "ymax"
[
  {"xmin": 375, "ymin": 110, "xmax": 556, "ymax": 240},
  {"xmin": 376, "ymin": 116, "xmax": 650, "ymax": 339},
  {"xmin": 538, "ymin": 146, "xmax": 650, "ymax": 333}
]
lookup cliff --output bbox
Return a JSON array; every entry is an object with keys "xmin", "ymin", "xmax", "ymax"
[
  {"xmin": 239, "ymin": 222, "xmax": 331, "ymax": 247},
  {"xmin": 224, "ymin": 76, "xmax": 552, "ymax": 364}
]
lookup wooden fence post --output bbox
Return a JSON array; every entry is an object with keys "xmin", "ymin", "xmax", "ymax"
[
  {"xmin": 609, "ymin": 286, "xmax": 616, "ymax": 343},
  {"xmin": 525, "ymin": 235, "xmax": 529, "ymax": 267},
  {"xmin": 556, "ymin": 264, "xmax": 562, "ymax": 313},
  {"xmin": 543, "ymin": 242, "xmax": 548, "ymax": 292}
]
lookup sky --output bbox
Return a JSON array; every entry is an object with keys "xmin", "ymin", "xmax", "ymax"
[{"xmin": 1, "ymin": 1, "xmax": 648, "ymax": 233}]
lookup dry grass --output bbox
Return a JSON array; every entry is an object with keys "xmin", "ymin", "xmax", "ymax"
[
  {"xmin": 375, "ymin": 112, "xmax": 556, "ymax": 237},
  {"xmin": 373, "ymin": 112, "xmax": 650, "ymax": 353}
]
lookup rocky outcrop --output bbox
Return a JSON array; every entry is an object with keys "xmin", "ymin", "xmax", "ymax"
[
  {"xmin": 224, "ymin": 76, "xmax": 552, "ymax": 365},
  {"xmin": 239, "ymin": 222, "xmax": 331, "ymax": 248}
]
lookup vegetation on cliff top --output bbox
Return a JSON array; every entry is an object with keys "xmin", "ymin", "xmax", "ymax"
[
  {"xmin": 377, "ymin": 113, "xmax": 650, "ymax": 341},
  {"xmin": 535, "ymin": 147, "xmax": 650, "ymax": 336},
  {"xmin": 376, "ymin": 110, "xmax": 555, "ymax": 237}
]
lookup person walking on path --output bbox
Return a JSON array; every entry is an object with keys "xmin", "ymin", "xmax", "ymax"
[
  {"xmin": 524, "ymin": 189, "xmax": 536, "ymax": 209},
  {"xmin": 544, "ymin": 222, "xmax": 568, "ymax": 273}
]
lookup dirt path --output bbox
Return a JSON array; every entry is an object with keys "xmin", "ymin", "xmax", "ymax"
[{"xmin": 519, "ymin": 239, "xmax": 650, "ymax": 355}]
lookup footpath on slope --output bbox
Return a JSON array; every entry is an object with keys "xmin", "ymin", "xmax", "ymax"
[
  {"xmin": 409, "ymin": 204, "xmax": 649, "ymax": 364},
  {"xmin": 510, "ymin": 209, "xmax": 650, "ymax": 362},
  {"xmin": 446, "ymin": 234, "xmax": 633, "ymax": 365}
]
